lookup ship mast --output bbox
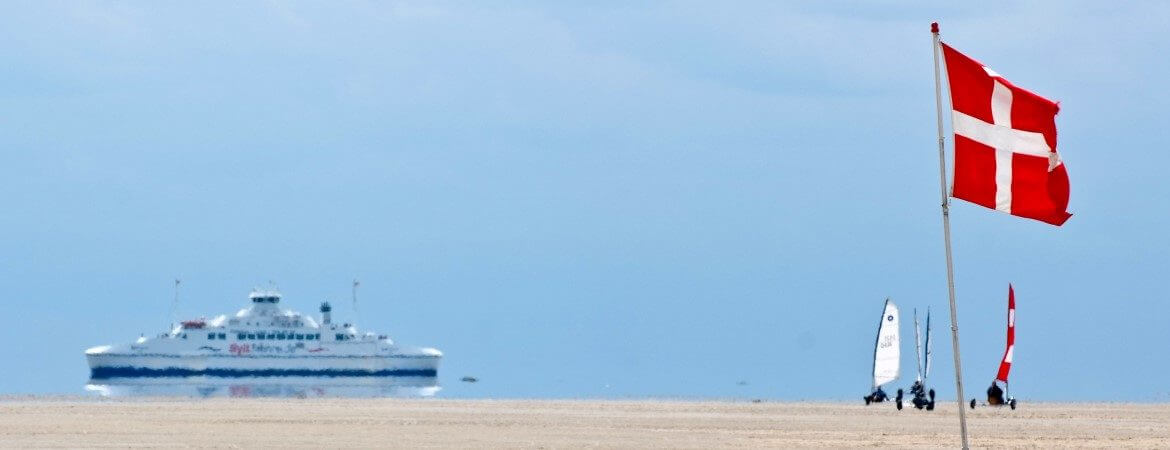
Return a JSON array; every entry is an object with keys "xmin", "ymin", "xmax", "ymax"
[
  {"xmin": 171, "ymin": 278, "xmax": 181, "ymax": 330},
  {"xmin": 352, "ymin": 279, "xmax": 360, "ymax": 325}
]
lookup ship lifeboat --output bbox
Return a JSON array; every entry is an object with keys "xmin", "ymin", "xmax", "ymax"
[{"xmin": 180, "ymin": 319, "xmax": 206, "ymax": 329}]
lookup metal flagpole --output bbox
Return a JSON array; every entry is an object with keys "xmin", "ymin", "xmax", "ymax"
[{"xmin": 932, "ymin": 22, "xmax": 971, "ymax": 449}]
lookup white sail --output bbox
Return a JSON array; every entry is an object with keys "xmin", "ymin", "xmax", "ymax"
[
  {"xmin": 924, "ymin": 307, "xmax": 933, "ymax": 380},
  {"xmin": 872, "ymin": 299, "xmax": 900, "ymax": 389},
  {"xmin": 913, "ymin": 309, "xmax": 924, "ymax": 383}
]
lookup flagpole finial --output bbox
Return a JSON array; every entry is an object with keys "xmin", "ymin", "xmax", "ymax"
[{"xmin": 931, "ymin": 22, "xmax": 939, "ymax": 33}]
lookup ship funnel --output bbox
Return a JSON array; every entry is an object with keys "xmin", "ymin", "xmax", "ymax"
[{"xmin": 320, "ymin": 302, "xmax": 332, "ymax": 325}]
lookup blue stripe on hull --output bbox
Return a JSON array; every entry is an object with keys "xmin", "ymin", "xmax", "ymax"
[{"xmin": 90, "ymin": 366, "xmax": 438, "ymax": 379}]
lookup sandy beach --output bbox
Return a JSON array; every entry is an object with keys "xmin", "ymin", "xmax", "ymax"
[{"xmin": 1, "ymin": 399, "xmax": 1167, "ymax": 448}]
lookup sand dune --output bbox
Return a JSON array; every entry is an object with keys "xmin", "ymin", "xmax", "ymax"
[{"xmin": 1, "ymin": 399, "xmax": 1167, "ymax": 448}]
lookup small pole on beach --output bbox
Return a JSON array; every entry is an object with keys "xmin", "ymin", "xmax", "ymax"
[{"xmin": 931, "ymin": 21, "xmax": 971, "ymax": 450}]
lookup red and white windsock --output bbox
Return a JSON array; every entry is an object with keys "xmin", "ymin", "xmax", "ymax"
[
  {"xmin": 941, "ymin": 43, "xmax": 1072, "ymax": 226},
  {"xmin": 996, "ymin": 284, "xmax": 1016, "ymax": 383}
]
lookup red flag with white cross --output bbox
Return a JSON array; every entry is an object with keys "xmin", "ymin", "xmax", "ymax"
[{"xmin": 941, "ymin": 43, "xmax": 1072, "ymax": 226}]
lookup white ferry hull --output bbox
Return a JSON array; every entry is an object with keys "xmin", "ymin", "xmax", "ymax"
[
  {"xmin": 86, "ymin": 376, "xmax": 440, "ymax": 398},
  {"xmin": 86, "ymin": 347, "xmax": 440, "ymax": 379}
]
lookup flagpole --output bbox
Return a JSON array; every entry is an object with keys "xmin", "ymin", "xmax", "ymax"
[{"xmin": 932, "ymin": 21, "xmax": 971, "ymax": 450}]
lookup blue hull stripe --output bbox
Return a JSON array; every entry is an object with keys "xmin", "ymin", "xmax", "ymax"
[
  {"xmin": 94, "ymin": 353, "xmax": 438, "ymax": 359},
  {"xmin": 91, "ymin": 366, "xmax": 438, "ymax": 379}
]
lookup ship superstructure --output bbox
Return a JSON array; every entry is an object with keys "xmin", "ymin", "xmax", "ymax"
[{"xmin": 85, "ymin": 289, "xmax": 441, "ymax": 378}]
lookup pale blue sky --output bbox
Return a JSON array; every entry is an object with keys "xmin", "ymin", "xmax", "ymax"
[{"xmin": 1, "ymin": 1, "xmax": 1167, "ymax": 400}]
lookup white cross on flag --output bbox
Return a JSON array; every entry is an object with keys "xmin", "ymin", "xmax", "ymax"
[{"xmin": 942, "ymin": 43, "xmax": 1072, "ymax": 226}]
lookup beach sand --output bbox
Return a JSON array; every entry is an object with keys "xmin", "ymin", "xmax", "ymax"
[{"xmin": 1, "ymin": 399, "xmax": 1167, "ymax": 448}]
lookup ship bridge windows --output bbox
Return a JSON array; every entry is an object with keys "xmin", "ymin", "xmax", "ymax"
[{"xmin": 231, "ymin": 331, "xmax": 316, "ymax": 341}]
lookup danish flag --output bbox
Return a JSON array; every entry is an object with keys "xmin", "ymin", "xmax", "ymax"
[{"xmin": 942, "ymin": 43, "xmax": 1072, "ymax": 226}]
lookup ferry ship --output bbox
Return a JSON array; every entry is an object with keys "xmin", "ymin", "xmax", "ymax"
[{"xmin": 85, "ymin": 289, "xmax": 441, "ymax": 379}]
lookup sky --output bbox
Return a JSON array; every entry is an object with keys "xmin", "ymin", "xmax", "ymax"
[{"xmin": 1, "ymin": 1, "xmax": 1168, "ymax": 401}]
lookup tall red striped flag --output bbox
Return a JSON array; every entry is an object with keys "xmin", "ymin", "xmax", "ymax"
[{"xmin": 995, "ymin": 284, "xmax": 1016, "ymax": 383}]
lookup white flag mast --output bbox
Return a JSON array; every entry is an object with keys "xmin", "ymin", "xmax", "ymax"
[{"xmin": 932, "ymin": 21, "xmax": 971, "ymax": 450}]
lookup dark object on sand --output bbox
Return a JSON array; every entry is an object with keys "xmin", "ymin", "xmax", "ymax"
[
  {"xmin": 863, "ymin": 386, "xmax": 888, "ymax": 405},
  {"xmin": 970, "ymin": 397, "xmax": 1017, "ymax": 410},
  {"xmin": 987, "ymin": 381, "xmax": 1005, "ymax": 405},
  {"xmin": 908, "ymin": 381, "xmax": 936, "ymax": 410},
  {"xmin": 970, "ymin": 381, "xmax": 1017, "ymax": 410}
]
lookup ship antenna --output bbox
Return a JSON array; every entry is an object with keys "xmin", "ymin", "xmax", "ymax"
[
  {"xmin": 172, "ymin": 278, "xmax": 181, "ymax": 330},
  {"xmin": 352, "ymin": 279, "xmax": 360, "ymax": 325}
]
